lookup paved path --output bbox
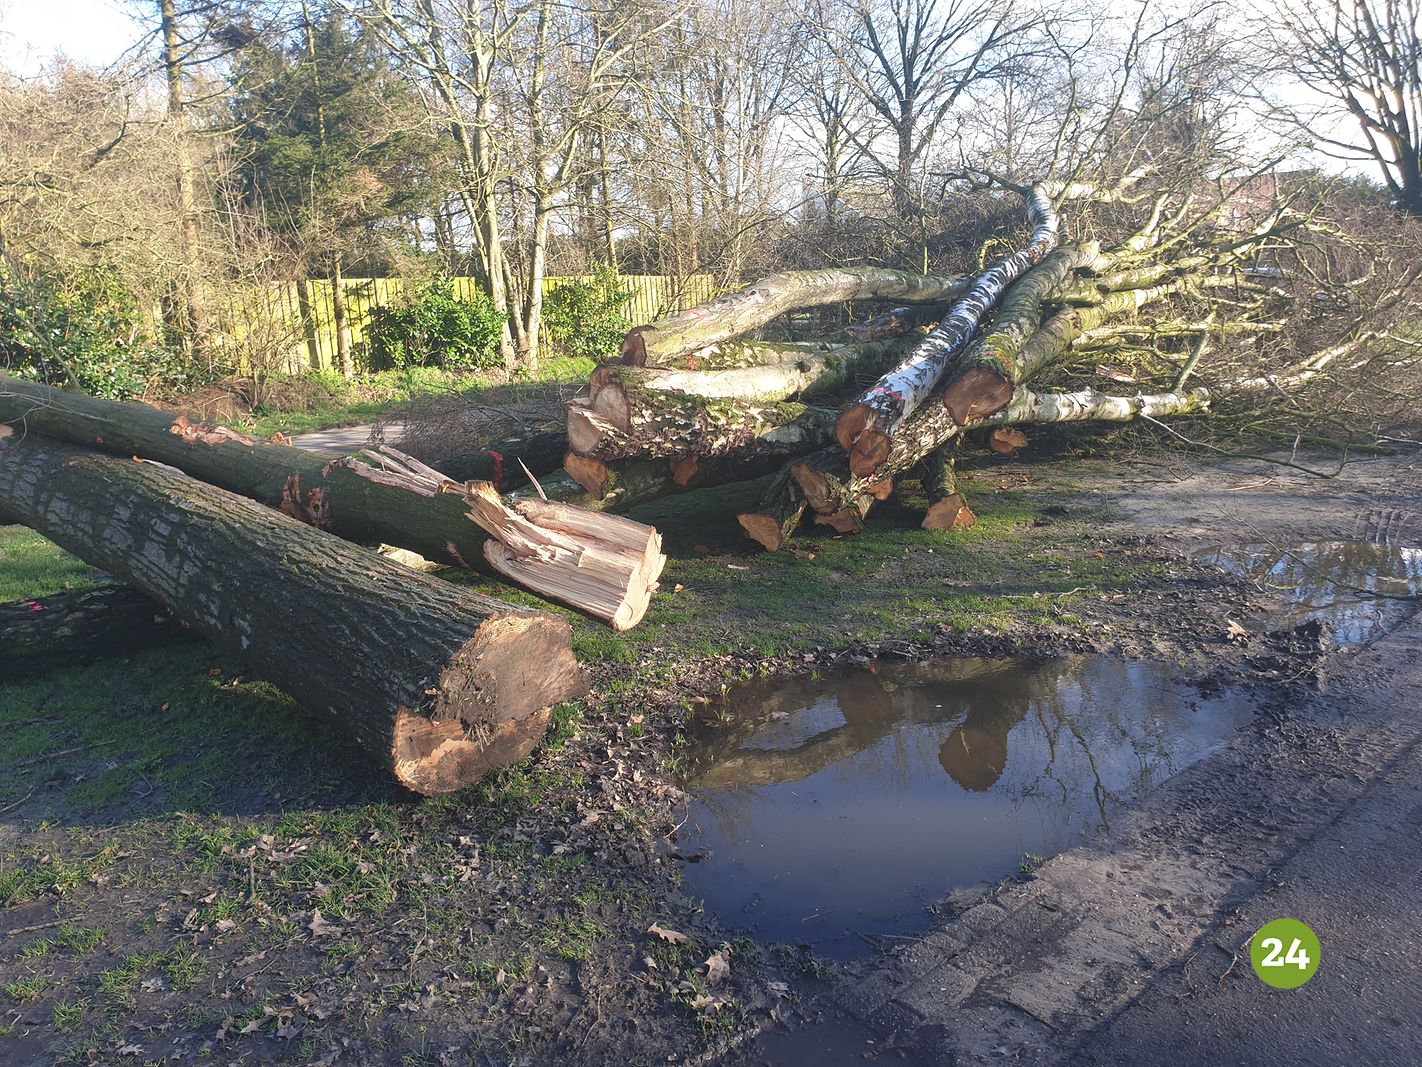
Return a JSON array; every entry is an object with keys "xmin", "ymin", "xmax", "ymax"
[
  {"xmin": 737, "ymin": 614, "xmax": 1422, "ymax": 1066},
  {"xmin": 289, "ymin": 422, "xmax": 402, "ymax": 455}
]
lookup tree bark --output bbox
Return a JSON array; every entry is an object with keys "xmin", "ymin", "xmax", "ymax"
[
  {"xmin": 920, "ymin": 444, "xmax": 975, "ymax": 531},
  {"xmin": 565, "ymin": 394, "xmax": 837, "ymax": 462},
  {"xmin": 619, "ymin": 267, "xmax": 971, "ymax": 367},
  {"xmin": 0, "ymin": 377, "xmax": 649, "ymax": 626},
  {"xmin": 836, "ymin": 183, "xmax": 1059, "ymax": 479},
  {"xmin": 588, "ymin": 337, "xmax": 911, "ymax": 406},
  {"xmin": 0, "ymin": 585, "xmax": 198, "ymax": 676},
  {"xmin": 0, "ymin": 435, "xmax": 586, "ymax": 795},
  {"xmin": 0, "ymin": 375, "xmax": 496, "ymax": 571}
]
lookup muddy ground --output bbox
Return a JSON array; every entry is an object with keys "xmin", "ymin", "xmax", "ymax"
[{"xmin": 1, "ymin": 437, "xmax": 1418, "ymax": 1066}]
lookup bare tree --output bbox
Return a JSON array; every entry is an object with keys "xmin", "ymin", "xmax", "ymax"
[{"xmin": 1262, "ymin": 0, "xmax": 1422, "ymax": 214}]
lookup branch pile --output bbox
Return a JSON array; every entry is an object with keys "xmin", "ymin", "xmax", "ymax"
[{"xmin": 549, "ymin": 177, "xmax": 1366, "ymax": 550}]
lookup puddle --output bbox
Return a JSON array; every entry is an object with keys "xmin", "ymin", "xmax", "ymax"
[
  {"xmin": 680, "ymin": 656, "xmax": 1251, "ymax": 959},
  {"xmin": 1195, "ymin": 541, "xmax": 1422, "ymax": 646}
]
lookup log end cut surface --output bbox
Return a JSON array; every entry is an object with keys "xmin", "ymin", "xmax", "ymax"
[
  {"xmin": 922, "ymin": 493, "xmax": 977, "ymax": 531},
  {"xmin": 395, "ymin": 612, "xmax": 587, "ymax": 793},
  {"xmin": 394, "ymin": 706, "xmax": 554, "ymax": 796},
  {"xmin": 738, "ymin": 512, "xmax": 790, "ymax": 552},
  {"xmin": 943, "ymin": 368, "xmax": 1015, "ymax": 425}
]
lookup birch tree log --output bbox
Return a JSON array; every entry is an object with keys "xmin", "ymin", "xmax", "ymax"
[
  {"xmin": 620, "ymin": 267, "xmax": 971, "ymax": 367},
  {"xmin": 588, "ymin": 337, "xmax": 911, "ymax": 405},
  {"xmin": 835, "ymin": 183, "xmax": 1060, "ymax": 478},
  {"xmin": 0, "ymin": 434, "xmax": 587, "ymax": 795}
]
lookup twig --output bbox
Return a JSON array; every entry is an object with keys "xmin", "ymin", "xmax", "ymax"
[{"xmin": 1138, "ymin": 415, "xmax": 1350, "ymax": 479}]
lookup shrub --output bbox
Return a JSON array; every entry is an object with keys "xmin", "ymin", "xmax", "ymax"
[
  {"xmin": 0, "ymin": 265, "xmax": 184, "ymax": 400},
  {"xmin": 360, "ymin": 280, "xmax": 505, "ymax": 372},
  {"xmin": 542, "ymin": 265, "xmax": 633, "ymax": 361}
]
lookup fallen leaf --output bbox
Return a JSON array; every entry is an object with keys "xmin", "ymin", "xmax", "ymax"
[
  {"xmin": 767, "ymin": 981, "xmax": 790, "ymax": 996},
  {"xmin": 1225, "ymin": 619, "xmax": 1250, "ymax": 643},
  {"xmin": 647, "ymin": 922, "xmax": 688, "ymax": 944},
  {"xmin": 307, "ymin": 908, "xmax": 342, "ymax": 937},
  {"xmin": 239, "ymin": 1018, "xmax": 264, "ymax": 1035},
  {"xmin": 214, "ymin": 918, "xmax": 237, "ymax": 933},
  {"xmin": 690, "ymin": 992, "xmax": 731, "ymax": 1012},
  {"xmin": 139, "ymin": 977, "xmax": 166, "ymax": 993},
  {"xmin": 117, "ymin": 1044, "xmax": 144, "ymax": 1056},
  {"xmin": 672, "ymin": 583, "xmax": 685, "ymax": 593},
  {"xmin": 703, "ymin": 948, "xmax": 730, "ymax": 984}
]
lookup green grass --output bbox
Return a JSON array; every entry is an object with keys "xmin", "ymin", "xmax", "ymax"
[{"xmin": 0, "ymin": 525, "xmax": 101, "ymax": 601}]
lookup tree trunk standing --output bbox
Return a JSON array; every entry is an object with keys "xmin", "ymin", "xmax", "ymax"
[
  {"xmin": 597, "ymin": 126, "xmax": 619, "ymax": 272},
  {"xmin": 331, "ymin": 253, "xmax": 353, "ymax": 376},
  {"xmin": 520, "ymin": 196, "xmax": 554, "ymax": 374},
  {"xmin": 158, "ymin": 0, "xmax": 209, "ymax": 364},
  {"xmin": 0, "ymin": 435, "xmax": 586, "ymax": 794},
  {"xmin": 0, "ymin": 585, "xmax": 198, "ymax": 676}
]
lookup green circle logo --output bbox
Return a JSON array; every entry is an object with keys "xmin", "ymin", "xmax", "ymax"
[{"xmin": 1250, "ymin": 918, "xmax": 1321, "ymax": 989}]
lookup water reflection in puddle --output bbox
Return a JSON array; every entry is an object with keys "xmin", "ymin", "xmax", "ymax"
[
  {"xmin": 680, "ymin": 656, "xmax": 1251, "ymax": 959},
  {"xmin": 1195, "ymin": 541, "xmax": 1421, "ymax": 646}
]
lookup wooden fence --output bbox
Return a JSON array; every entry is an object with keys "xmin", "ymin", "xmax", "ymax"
[{"xmin": 209, "ymin": 273, "xmax": 717, "ymax": 372}]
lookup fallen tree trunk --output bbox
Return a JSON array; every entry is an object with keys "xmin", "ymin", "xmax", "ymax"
[
  {"xmin": 588, "ymin": 337, "xmax": 911, "ymax": 405},
  {"xmin": 547, "ymin": 451, "xmax": 792, "ymax": 508},
  {"xmin": 0, "ymin": 375, "xmax": 496, "ymax": 567},
  {"xmin": 0, "ymin": 377, "xmax": 653, "ymax": 628},
  {"xmin": 620, "ymin": 268, "xmax": 971, "ymax": 367},
  {"xmin": 0, "ymin": 585, "xmax": 198, "ymax": 675},
  {"xmin": 836, "ymin": 183, "xmax": 1060, "ymax": 477},
  {"xmin": 0, "ymin": 434, "xmax": 587, "ymax": 794},
  {"xmin": 565, "ymin": 394, "xmax": 837, "ymax": 461},
  {"xmin": 833, "ymin": 305, "xmax": 947, "ymax": 343}
]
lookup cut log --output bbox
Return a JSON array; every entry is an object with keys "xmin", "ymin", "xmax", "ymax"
[
  {"xmin": 0, "ymin": 585, "xmax": 198, "ymax": 675},
  {"xmin": 0, "ymin": 375, "xmax": 493, "ymax": 570},
  {"xmin": 836, "ymin": 183, "xmax": 1060, "ymax": 478},
  {"xmin": 565, "ymin": 394, "xmax": 837, "ymax": 461},
  {"xmin": 937, "ymin": 245, "xmax": 1100, "ymax": 426},
  {"xmin": 550, "ymin": 451, "xmax": 791, "ymax": 509},
  {"xmin": 0, "ymin": 434, "xmax": 587, "ymax": 795},
  {"xmin": 0, "ymin": 377, "xmax": 649, "ymax": 628},
  {"xmin": 736, "ymin": 469, "xmax": 807, "ymax": 552},
  {"xmin": 335, "ymin": 447, "xmax": 665, "ymax": 630},
  {"xmin": 461, "ymin": 483, "xmax": 665, "ymax": 631},
  {"xmin": 788, "ymin": 449, "xmax": 880, "ymax": 534},
  {"xmin": 588, "ymin": 337, "xmax": 911, "ymax": 405},
  {"xmin": 920, "ymin": 445, "xmax": 976, "ymax": 531},
  {"xmin": 620, "ymin": 268, "xmax": 971, "ymax": 367},
  {"xmin": 942, "ymin": 274, "xmax": 1186, "ymax": 425}
]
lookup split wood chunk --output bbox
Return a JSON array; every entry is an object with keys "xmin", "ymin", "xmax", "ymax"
[
  {"xmin": 0, "ymin": 434, "xmax": 587, "ymax": 795},
  {"xmin": 461, "ymin": 483, "xmax": 666, "ymax": 632}
]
